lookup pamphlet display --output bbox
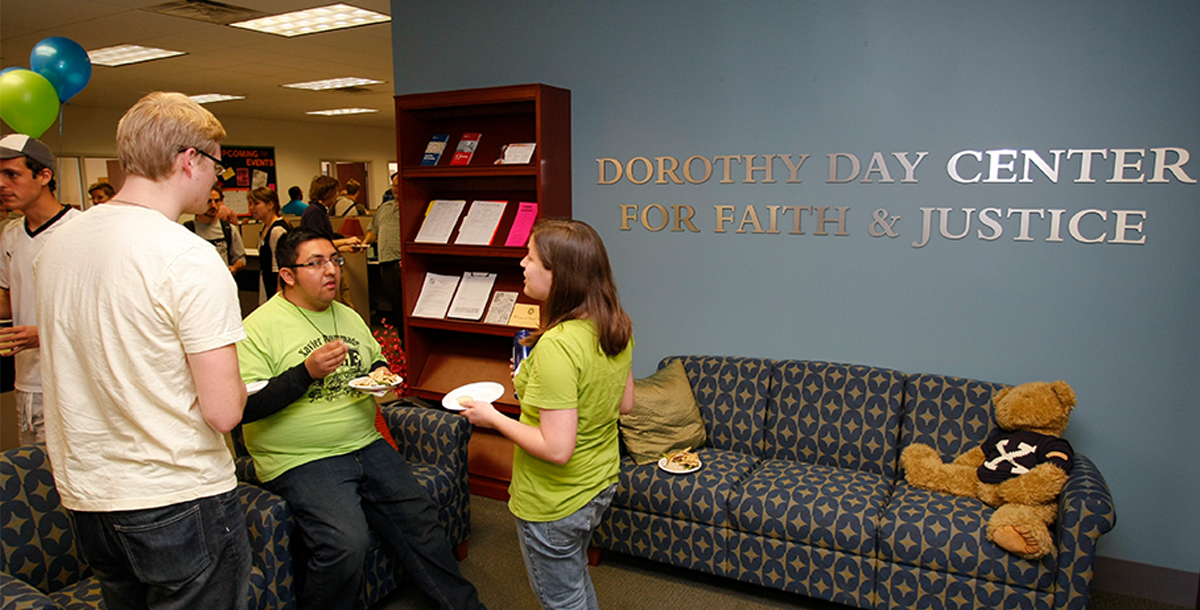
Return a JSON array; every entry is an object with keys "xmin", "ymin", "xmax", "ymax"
[
  {"xmin": 483, "ymin": 291, "xmax": 519, "ymax": 325},
  {"xmin": 454, "ymin": 201, "xmax": 508, "ymax": 245},
  {"xmin": 414, "ymin": 200, "xmax": 466, "ymax": 243},
  {"xmin": 498, "ymin": 143, "xmax": 536, "ymax": 164},
  {"xmin": 508, "ymin": 303, "xmax": 541, "ymax": 328},
  {"xmin": 411, "ymin": 272, "xmax": 460, "ymax": 319},
  {"xmin": 421, "ymin": 134, "xmax": 449, "ymax": 165},
  {"xmin": 504, "ymin": 202, "xmax": 539, "ymax": 247},
  {"xmin": 449, "ymin": 133, "xmax": 482, "ymax": 165},
  {"xmin": 447, "ymin": 272, "xmax": 498, "ymax": 320}
]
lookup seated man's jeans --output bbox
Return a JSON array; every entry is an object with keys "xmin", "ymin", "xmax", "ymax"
[
  {"xmin": 265, "ymin": 438, "xmax": 484, "ymax": 610},
  {"xmin": 515, "ymin": 483, "xmax": 617, "ymax": 610},
  {"xmin": 69, "ymin": 487, "xmax": 250, "ymax": 610}
]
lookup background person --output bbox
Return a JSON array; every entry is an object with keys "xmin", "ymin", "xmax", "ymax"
[
  {"xmin": 301, "ymin": 175, "xmax": 359, "ymax": 250},
  {"xmin": 237, "ymin": 227, "xmax": 486, "ymax": 610},
  {"xmin": 35, "ymin": 91, "xmax": 250, "ymax": 610},
  {"xmin": 0, "ymin": 134, "xmax": 82, "ymax": 445},
  {"xmin": 248, "ymin": 186, "xmax": 290, "ymax": 302},
  {"xmin": 462, "ymin": 219, "xmax": 635, "ymax": 610},
  {"xmin": 186, "ymin": 185, "xmax": 246, "ymax": 274},
  {"xmin": 363, "ymin": 173, "xmax": 402, "ymax": 319},
  {"xmin": 333, "ymin": 178, "xmax": 364, "ymax": 217},
  {"xmin": 87, "ymin": 180, "xmax": 115, "ymax": 205},
  {"xmin": 282, "ymin": 184, "xmax": 307, "ymax": 215}
]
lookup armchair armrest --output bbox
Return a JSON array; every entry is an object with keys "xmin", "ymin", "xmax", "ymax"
[
  {"xmin": 380, "ymin": 403, "xmax": 472, "ymax": 475},
  {"xmin": 0, "ymin": 572, "xmax": 58, "ymax": 610},
  {"xmin": 237, "ymin": 483, "xmax": 296, "ymax": 610},
  {"xmin": 1052, "ymin": 453, "xmax": 1116, "ymax": 610}
]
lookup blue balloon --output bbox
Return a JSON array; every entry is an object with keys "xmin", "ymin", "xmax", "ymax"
[
  {"xmin": 30, "ymin": 37, "xmax": 92, "ymax": 102},
  {"xmin": 0, "ymin": 67, "xmax": 19, "ymax": 77}
]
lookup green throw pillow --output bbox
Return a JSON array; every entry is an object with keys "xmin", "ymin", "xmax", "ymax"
[{"xmin": 619, "ymin": 359, "xmax": 707, "ymax": 465}]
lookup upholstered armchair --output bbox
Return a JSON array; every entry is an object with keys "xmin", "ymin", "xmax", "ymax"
[{"xmin": 1, "ymin": 444, "xmax": 296, "ymax": 610}]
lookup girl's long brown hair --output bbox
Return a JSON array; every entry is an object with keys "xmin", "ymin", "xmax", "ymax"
[{"xmin": 524, "ymin": 219, "xmax": 632, "ymax": 356}]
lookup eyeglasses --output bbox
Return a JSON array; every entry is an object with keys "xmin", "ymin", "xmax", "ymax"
[
  {"xmin": 179, "ymin": 146, "xmax": 224, "ymax": 176},
  {"xmin": 284, "ymin": 255, "xmax": 346, "ymax": 270}
]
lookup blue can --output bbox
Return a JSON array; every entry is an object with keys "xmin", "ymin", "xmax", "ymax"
[{"xmin": 513, "ymin": 330, "xmax": 532, "ymax": 398}]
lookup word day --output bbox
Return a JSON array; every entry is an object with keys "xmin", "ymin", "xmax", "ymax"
[{"xmin": 618, "ymin": 203, "xmax": 1147, "ymax": 247}]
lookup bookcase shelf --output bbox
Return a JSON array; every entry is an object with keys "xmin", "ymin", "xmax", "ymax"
[{"xmin": 395, "ymin": 84, "xmax": 571, "ymax": 499}]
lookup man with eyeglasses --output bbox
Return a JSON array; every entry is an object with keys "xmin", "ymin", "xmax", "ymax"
[
  {"xmin": 236, "ymin": 227, "xmax": 485, "ymax": 610},
  {"xmin": 185, "ymin": 185, "xmax": 246, "ymax": 274},
  {"xmin": 34, "ymin": 92, "xmax": 250, "ymax": 609}
]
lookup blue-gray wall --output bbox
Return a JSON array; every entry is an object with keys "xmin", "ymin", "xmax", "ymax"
[{"xmin": 393, "ymin": 1, "xmax": 1199, "ymax": 574}]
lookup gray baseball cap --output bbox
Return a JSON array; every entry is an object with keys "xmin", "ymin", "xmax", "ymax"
[{"xmin": 0, "ymin": 134, "xmax": 56, "ymax": 175}]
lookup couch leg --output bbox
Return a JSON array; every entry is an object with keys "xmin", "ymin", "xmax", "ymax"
[
  {"xmin": 454, "ymin": 541, "xmax": 469, "ymax": 561},
  {"xmin": 587, "ymin": 546, "xmax": 601, "ymax": 566}
]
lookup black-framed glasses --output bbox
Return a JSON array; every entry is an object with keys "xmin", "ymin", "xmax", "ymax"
[
  {"xmin": 284, "ymin": 255, "xmax": 346, "ymax": 270},
  {"xmin": 179, "ymin": 146, "xmax": 224, "ymax": 176}
]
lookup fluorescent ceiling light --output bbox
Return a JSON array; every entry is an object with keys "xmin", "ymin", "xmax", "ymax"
[
  {"xmin": 282, "ymin": 77, "xmax": 384, "ymax": 91},
  {"xmin": 306, "ymin": 108, "xmax": 379, "ymax": 116},
  {"xmin": 229, "ymin": 3, "xmax": 389, "ymax": 37},
  {"xmin": 88, "ymin": 44, "xmax": 186, "ymax": 67},
  {"xmin": 189, "ymin": 94, "xmax": 245, "ymax": 104}
]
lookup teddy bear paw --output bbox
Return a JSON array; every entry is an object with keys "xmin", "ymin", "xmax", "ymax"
[{"xmin": 991, "ymin": 524, "xmax": 1043, "ymax": 558}]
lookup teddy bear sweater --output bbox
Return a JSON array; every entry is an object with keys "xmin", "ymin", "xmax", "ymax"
[{"xmin": 976, "ymin": 429, "xmax": 1075, "ymax": 484}]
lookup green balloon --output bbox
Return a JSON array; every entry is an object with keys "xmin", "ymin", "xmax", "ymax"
[{"xmin": 0, "ymin": 69, "xmax": 60, "ymax": 138}]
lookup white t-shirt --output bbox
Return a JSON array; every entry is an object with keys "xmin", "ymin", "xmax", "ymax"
[
  {"xmin": 0, "ymin": 206, "xmax": 80, "ymax": 393},
  {"xmin": 34, "ymin": 204, "xmax": 246, "ymax": 512}
]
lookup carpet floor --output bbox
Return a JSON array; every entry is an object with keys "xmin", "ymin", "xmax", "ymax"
[{"xmin": 377, "ymin": 495, "xmax": 1185, "ymax": 610}]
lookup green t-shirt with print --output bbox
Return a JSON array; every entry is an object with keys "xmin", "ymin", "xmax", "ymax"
[
  {"xmin": 238, "ymin": 293, "xmax": 383, "ymax": 482},
  {"xmin": 509, "ymin": 319, "xmax": 633, "ymax": 522}
]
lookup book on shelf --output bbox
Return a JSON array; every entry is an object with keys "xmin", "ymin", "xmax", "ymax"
[
  {"xmin": 413, "ymin": 199, "xmax": 466, "ymax": 244},
  {"xmin": 421, "ymin": 134, "xmax": 449, "ymax": 165},
  {"xmin": 411, "ymin": 272, "xmax": 461, "ymax": 319},
  {"xmin": 447, "ymin": 272, "xmax": 498, "ymax": 320},
  {"xmin": 508, "ymin": 303, "xmax": 541, "ymax": 328},
  {"xmin": 497, "ymin": 142, "xmax": 536, "ymax": 164},
  {"xmin": 449, "ymin": 132, "xmax": 482, "ymax": 166},
  {"xmin": 483, "ymin": 291, "xmax": 519, "ymax": 325},
  {"xmin": 454, "ymin": 200, "xmax": 508, "ymax": 245},
  {"xmin": 504, "ymin": 202, "xmax": 539, "ymax": 247}
]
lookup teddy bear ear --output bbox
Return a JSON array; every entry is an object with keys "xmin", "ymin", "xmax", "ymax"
[
  {"xmin": 1051, "ymin": 380, "xmax": 1077, "ymax": 410},
  {"xmin": 992, "ymin": 387, "xmax": 1011, "ymax": 405}
]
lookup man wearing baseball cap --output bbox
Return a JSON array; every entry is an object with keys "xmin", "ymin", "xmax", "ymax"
[{"xmin": 0, "ymin": 134, "xmax": 80, "ymax": 445}]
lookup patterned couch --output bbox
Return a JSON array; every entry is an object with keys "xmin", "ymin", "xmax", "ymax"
[
  {"xmin": 1, "ymin": 403, "xmax": 471, "ymax": 610},
  {"xmin": 593, "ymin": 356, "xmax": 1116, "ymax": 610}
]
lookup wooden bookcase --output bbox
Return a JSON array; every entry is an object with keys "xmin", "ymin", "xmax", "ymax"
[{"xmin": 394, "ymin": 84, "xmax": 571, "ymax": 499}]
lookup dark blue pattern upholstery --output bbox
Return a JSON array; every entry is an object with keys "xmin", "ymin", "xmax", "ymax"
[
  {"xmin": 668, "ymin": 356, "xmax": 771, "ymax": 455},
  {"xmin": 596, "ymin": 357, "xmax": 1115, "ymax": 610},
  {"xmin": 767, "ymin": 360, "xmax": 905, "ymax": 478},
  {"xmin": 1, "ymin": 444, "xmax": 294, "ymax": 610}
]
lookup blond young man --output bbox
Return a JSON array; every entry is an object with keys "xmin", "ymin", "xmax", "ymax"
[{"xmin": 35, "ymin": 91, "xmax": 251, "ymax": 610}]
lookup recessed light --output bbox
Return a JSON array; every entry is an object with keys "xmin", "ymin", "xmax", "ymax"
[
  {"xmin": 189, "ymin": 94, "xmax": 246, "ymax": 104},
  {"xmin": 229, "ymin": 3, "xmax": 389, "ymax": 37},
  {"xmin": 306, "ymin": 108, "xmax": 379, "ymax": 116},
  {"xmin": 282, "ymin": 77, "xmax": 384, "ymax": 91},
  {"xmin": 88, "ymin": 44, "xmax": 186, "ymax": 67}
]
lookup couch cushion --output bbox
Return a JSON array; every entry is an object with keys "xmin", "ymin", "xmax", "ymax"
[
  {"xmin": 668, "ymin": 356, "xmax": 772, "ymax": 456},
  {"xmin": 901, "ymin": 373, "xmax": 1007, "ymax": 460},
  {"xmin": 766, "ymin": 360, "xmax": 906, "ymax": 478},
  {"xmin": 620, "ymin": 359, "xmax": 708, "ymax": 465},
  {"xmin": 728, "ymin": 459, "xmax": 892, "ymax": 556},
  {"xmin": 877, "ymin": 482, "xmax": 1056, "ymax": 592},
  {"xmin": 613, "ymin": 448, "xmax": 759, "ymax": 528}
]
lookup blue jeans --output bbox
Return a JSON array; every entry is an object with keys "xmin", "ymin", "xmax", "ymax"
[
  {"xmin": 69, "ymin": 487, "xmax": 250, "ymax": 610},
  {"xmin": 515, "ymin": 484, "xmax": 616, "ymax": 610},
  {"xmin": 265, "ymin": 439, "xmax": 483, "ymax": 610}
]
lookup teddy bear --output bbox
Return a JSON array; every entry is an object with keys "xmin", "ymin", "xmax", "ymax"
[{"xmin": 900, "ymin": 380, "xmax": 1076, "ymax": 560}]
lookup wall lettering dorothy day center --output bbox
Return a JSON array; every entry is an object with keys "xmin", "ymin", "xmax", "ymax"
[{"xmin": 600, "ymin": 146, "xmax": 1195, "ymax": 248}]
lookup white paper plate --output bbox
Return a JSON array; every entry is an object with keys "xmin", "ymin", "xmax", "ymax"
[
  {"xmin": 246, "ymin": 380, "xmax": 269, "ymax": 395},
  {"xmin": 349, "ymin": 375, "xmax": 404, "ymax": 392},
  {"xmin": 442, "ymin": 381, "xmax": 505, "ymax": 411},
  {"xmin": 658, "ymin": 456, "xmax": 703, "ymax": 475}
]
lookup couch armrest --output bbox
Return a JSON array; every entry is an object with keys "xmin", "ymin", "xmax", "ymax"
[
  {"xmin": 1052, "ymin": 453, "xmax": 1116, "ymax": 610},
  {"xmin": 0, "ymin": 572, "xmax": 58, "ymax": 610},
  {"xmin": 380, "ymin": 403, "xmax": 472, "ymax": 475},
  {"xmin": 238, "ymin": 483, "xmax": 296, "ymax": 610}
]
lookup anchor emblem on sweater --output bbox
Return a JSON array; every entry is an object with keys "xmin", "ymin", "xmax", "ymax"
[{"xmin": 984, "ymin": 439, "xmax": 1036, "ymax": 475}]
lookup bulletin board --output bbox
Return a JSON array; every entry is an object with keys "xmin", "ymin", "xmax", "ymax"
[{"xmin": 217, "ymin": 146, "xmax": 276, "ymax": 214}]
